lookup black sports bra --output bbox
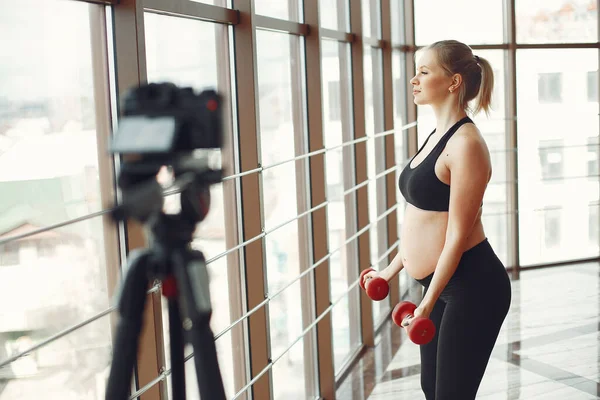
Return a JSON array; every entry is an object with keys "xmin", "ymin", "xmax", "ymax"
[{"xmin": 398, "ymin": 116, "xmax": 473, "ymax": 212}]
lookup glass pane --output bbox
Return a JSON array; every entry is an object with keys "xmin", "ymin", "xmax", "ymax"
[
  {"xmin": 364, "ymin": 47, "xmax": 389, "ymax": 326},
  {"xmin": 321, "ymin": 39, "xmax": 360, "ymax": 374},
  {"xmin": 256, "ymin": 30, "xmax": 307, "ymax": 399},
  {"xmin": 265, "ymin": 226, "xmax": 306, "ymax": 399},
  {"xmin": 0, "ymin": 2, "xmax": 114, "ymax": 398},
  {"xmin": 414, "ymin": 0, "xmax": 504, "ymax": 46},
  {"xmin": 0, "ymin": 1, "xmax": 105, "ymax": 234},
  {"xmin": 144, "ymin": 13, "xmax": 243, "ymax": 399},
  {"xmin": 390, "ymin": 0, "xmax": 406, "ymax": 45},
  {"xmin": 255, "ymin": 0, "xmax": 300, "ymax": 22},
  {"xmin": 319, "ymin": 0, "xmax": 349, "ymax": 31},
  {"xmin": 392, "ymin": 50, "xmax": 408, "ymax": 296},
  {"xmin": 0, "ymin": 314, "xmax": 112, "ymax": 399},
  {"xmin": 516, "ymin": 0, "xmax": 597, "ymax": 44},
  {"xmin": 517, "ymin": 49, "xmax": 599, "ymax": 266},
  {"xmin": 361, "ymin": 0, "xmax": 380, "ymax": 38}
]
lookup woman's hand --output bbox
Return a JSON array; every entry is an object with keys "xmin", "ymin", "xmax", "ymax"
[
  {"xmin": 401, "ymin": 304, "xmax": 432, "ymax": 327},
  {"xmin": 361, "ymin": 270, "xmax": 384, "ymax": 287}
]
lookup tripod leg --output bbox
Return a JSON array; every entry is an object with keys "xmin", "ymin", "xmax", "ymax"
[
  {"xmin": 172, "ymin": 250, "xmax": 227, "ymax": 400},
  {"xmin": 188, "ymin": 321, "xmax": 227, "ymax": 400},
  {"xmin": 105, "ymin": 251, "xmax": 153, "ymax": 400},
  {"xmin": 166, "ymin": 282, "xmax": 186, "ymax": 400}
]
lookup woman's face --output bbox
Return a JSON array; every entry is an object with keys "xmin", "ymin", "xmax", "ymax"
[{"xmin": 409, "ymin": 49, "xmax": 454, "ymax": 106}]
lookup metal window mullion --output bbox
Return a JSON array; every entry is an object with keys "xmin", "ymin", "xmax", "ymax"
[
  {"xmin": 216, "ymin": 15, "xmax": 249, "ymax": 398},
  {"xmin": 302, "ymin": 2, "xmax": 335, "ymax": 398},
  {"xmin": 596, "ymin": 0, "xmax": 600, "ymax": 254},
  {"xmin": 505, "ymin": 0, "xmax": 520, "ymax": 279},
  {"xmin": 349, "ymin": 0, "xmax": 375, "ymax": 349},
  {"xmin": 404, "ymin": 0, "xmax": 417, "ymax": 156},
  {"xmin": 338, "ymin": 17, "xmax": 362, "ymax": 383},
  {"xmin": 88, "ymin": 1, "xmax": 123, "ymax": 357},
  {"xmin": 288, "ymin": 1, "xmax": 321, "ymax": 396},
  {"xmin": 321, "ymin": 28, "xmax": 355, "ymax": 43},
  {"xmin": 254, "ymin": 15, "xmax": 309, "ymax": 35},
  {"xmin": 112, "ymin": 2, "xmax": 166, "ymax": 398},
  {"xmin": 380, "ymin": 0, "xmax": 399, "ymax": 309},
  {"xmin": 231, "ymin": 1, "xmax": 273, "ymax": 399},
  {"xmin": 368, "ymin": 12, "xmax": 390, "ymax": 329}
]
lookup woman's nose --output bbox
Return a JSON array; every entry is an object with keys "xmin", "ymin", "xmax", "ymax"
[{"xmin": 409, "ymin": 76, "xmax": 418, "ymax": 85}]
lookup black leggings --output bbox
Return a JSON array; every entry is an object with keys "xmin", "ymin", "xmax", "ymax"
[{"xmin": 416, "ymin": 239, "xmax": 511, "ymax": 400}]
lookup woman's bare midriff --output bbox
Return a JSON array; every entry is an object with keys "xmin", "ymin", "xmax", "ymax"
[{"xmin": 400, "ymin": 203, "xmax": 486, "ymax": 280}]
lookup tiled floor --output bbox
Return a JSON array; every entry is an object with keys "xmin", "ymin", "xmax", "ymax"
[{"xmin": 337, "ymin": 262, "xmax": 600, "ymax": 399}]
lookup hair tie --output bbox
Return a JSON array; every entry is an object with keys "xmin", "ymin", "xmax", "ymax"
[{"xmin": 474, "ymin": 55, "xmax": 480, "ymax": 63}]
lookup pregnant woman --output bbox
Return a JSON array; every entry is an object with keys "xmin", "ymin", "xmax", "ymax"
[{"xmin": 363, "ymin": 39, "xmax": 512, "ymax": 400}]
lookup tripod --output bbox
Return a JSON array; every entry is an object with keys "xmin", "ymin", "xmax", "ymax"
[{"xmin": 104, "ymin": 160, "xmax": 227, "ymax": 400}]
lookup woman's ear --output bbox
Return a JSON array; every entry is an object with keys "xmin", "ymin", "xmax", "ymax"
[
  {"xmin": 449, "ymin": 74, "xmax": 463, "ymax": 93},
  {"xmin": 452, "ymin": 73, "xmax": 463, "ymax": 89}
]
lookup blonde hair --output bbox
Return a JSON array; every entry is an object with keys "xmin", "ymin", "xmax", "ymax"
[{"xmin": 425, "ymin": 40, "xmax": 494, "ymax": 116}]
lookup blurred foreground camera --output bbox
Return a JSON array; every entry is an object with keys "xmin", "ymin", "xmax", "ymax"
[
  {"xmin": 111, "ymin": 82, "xmax": 223, "ymax": 155},
  {"xmin": 104, "ymin": 83, "xmax": 228, "ymax": 400},
  {"xmin": 108, "ymin": 82, "xmax": 224, "ymax": 223}
]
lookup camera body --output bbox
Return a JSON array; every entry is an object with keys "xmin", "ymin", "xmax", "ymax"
[
  {"xmin": 109, "ymin": 82, "xmax": 224, "ymax": 223},
  {"xmin": 111, "ymin": 82, "xmax": 223, "ymax": 155}
]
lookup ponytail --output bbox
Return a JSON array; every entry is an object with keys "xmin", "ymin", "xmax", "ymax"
[{"xmin": 473, "ymin": 55, "xmax": 494, "ymax": 116}]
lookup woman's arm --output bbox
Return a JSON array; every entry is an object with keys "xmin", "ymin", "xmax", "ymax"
[
  {"xmin": 361, "ymin": 242, "xmax": 404, "ymax": 285},
  {"xmin": 380, "ymin": 249, "xmax": 404, "ymax": 281},
  {"xmin": 417, "ymin": 128, "xmax": 491, "ymax": 315}
]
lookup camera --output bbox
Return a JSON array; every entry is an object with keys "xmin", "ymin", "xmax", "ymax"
[
  {"xmin": 109, "ymin": 82, "xmax": 224, "ymax": 223},
  {"xmin": 110, "ymin": 82, "xmax": 223, "ymax": 155}
]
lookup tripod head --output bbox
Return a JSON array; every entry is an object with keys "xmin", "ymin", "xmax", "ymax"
[{"xmin": 109, "ymin": 82, "xmax": 224, "ymax": 233}]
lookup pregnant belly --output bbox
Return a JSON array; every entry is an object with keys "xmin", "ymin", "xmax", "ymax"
[
  {"xmin": 400, "ymin": 204, "xmax": 485, "ymax": 280},
  {"xmin": 400, "ymin": 205, "xmax": 448, "ymax": 279}
]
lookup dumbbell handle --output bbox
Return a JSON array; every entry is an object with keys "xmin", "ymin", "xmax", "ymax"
[
  {"xmin": 392, "ymin": 301, "xmax": 436, "ymax": 345},
  {"xmin": 360, "ymin": 269, "xmax": 389, "ymax": 301}
]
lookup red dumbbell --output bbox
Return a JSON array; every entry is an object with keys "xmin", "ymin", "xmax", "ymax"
[
  {"xmin": 359, "ymin": 268, "xmax": 389, "ymax": 301},
  {"xmin": 392, "ymin": 301, "xmax": 436, "ymax": 345}
]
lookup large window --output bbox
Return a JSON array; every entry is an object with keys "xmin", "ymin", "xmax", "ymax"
[
  {"xmin": 143, "ymin": 12, "xmax": 244, "ymax": 399},
  {"xmin": 0, "ymin": 2, "xmax": 114, "ymax": 398},
  {"xmin": 256, "ymin": 29, "xmax": 309, "ymax": 400},
  {"xmin": 321, "ymin": 38, "xmax": 361, "ymax": 375},
  {"xmin": 0, "ymin": 0, "xmax": 445, "ymax": 399},
  {"xmin": 517, "ymin": 49, "xmax": 600, "ymax": 266},
  {"xmin": 363, "ymin": 45, "xmax": 390, "ymax": 327}
]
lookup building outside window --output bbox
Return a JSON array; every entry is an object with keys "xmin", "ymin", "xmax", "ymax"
[
  {"xmin": 538, "ymin": 72, "xmax": 562, "ymax": 103},
  {"xmin": 538, "ymin": 139, "xmax": 564, "ymax": 180}
]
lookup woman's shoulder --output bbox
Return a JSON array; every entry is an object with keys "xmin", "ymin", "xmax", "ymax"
[
  {"xmin": 449, "ymin": 122, "xmax": 488, "ymax": 154},
  {"xmin": 445, "ymin": 122, "xmax": 491, "ymax": 172}
]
